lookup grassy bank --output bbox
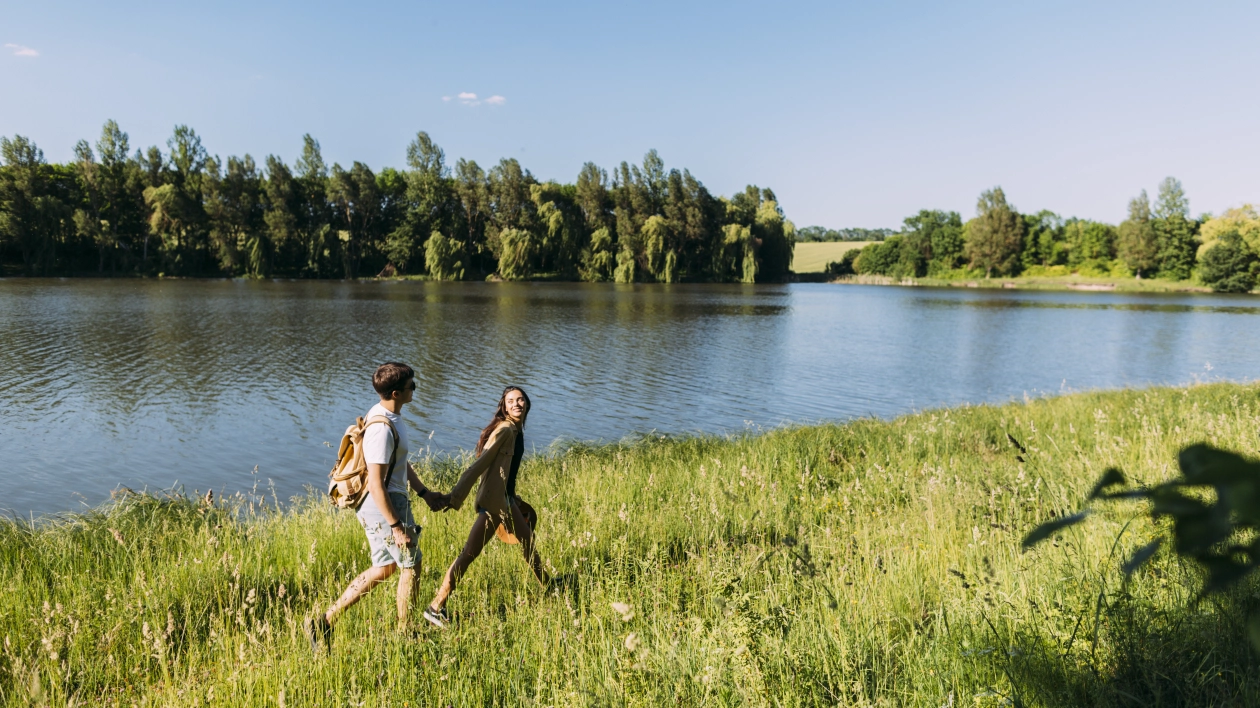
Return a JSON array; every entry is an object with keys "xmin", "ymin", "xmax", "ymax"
[
  {"xmin": 832, "ymin": 273, "xmax": 1215, "ymax": 294},
  {"xmin": 4, "ymin": 384, "xmax": 1260, "ymax": 706}
]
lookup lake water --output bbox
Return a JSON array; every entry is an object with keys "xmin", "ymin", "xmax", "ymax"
[{"xmin": 2, "ymin": 279, "xmax": 1257, "ymax": 517}]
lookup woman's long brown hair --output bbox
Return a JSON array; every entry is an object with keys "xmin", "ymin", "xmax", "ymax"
[{"xmin": 475, "ymin": 386, "xmax": 531, "ymax": 455}]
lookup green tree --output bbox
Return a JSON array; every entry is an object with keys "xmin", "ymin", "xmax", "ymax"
[
  {"xmin": 453, "ymin": 158, "xmax": 488, "ymax": 277},
  {"xmin": 0, "ymin": 135, "xmax": 66, "ymax": 274},
  {"xmin": 328, "ymin": 162, "xmax": 381, "ymax": 278},
  {"xmin": 424, "ymin": 230, "xmax": 464, "ymax": 281},
  {"xmin": 497, "ymin": 227, "xmax": 536, "ymax": 280},
  {"xmin": 964, "ymin": 187, "xmax": 1023, "ymax": 277},
  {"xmin": 386, "ymin": 132, "xmax": 452, "ymax": 274},
  {"xmin": 1117, "ymin": 190, "xmax": 1158, "ymax": 277},
  {"xmin": 487, "ymin": 158, "xmax": 536, "ymax": 264},
  {"xmin": 1062, "ymin": 219, "xmax": 1116, "ymax": 269},
  {"xmin": 1153, "ymin": 176, "xmax": 1189, "ymax": 220},
  {"xmin": 1154, "ymin": 215, "xmax": 1198, "ymax": 280},
  {"xmin": 204, "ymin": 155, "xmax": 267, "ymax": 275},
  {"xmin": 1197, "ymin": 232, "xmax": 1256, "ymax": 293},
  {"xmin": 753, "ymin": 196, "xmax": 795, "ymax": 282},
  {"xmin": 900, "ymin": 209, "xmax": 964, "ymax": 274},
  {"xmin": 1020, "ymin": 210, "xmax": 1065, "ymax": 269},
  {"xmin": 293, "ymin": 135, "xmax": 334, "ymax": 277},
  {"xmin": 854, "ymin": 238, "xmax": 900, "ymax": 276},
  {"xmin": 143, "ymin": 125, "xmax": 210, "ymax": 275},
  {"xmin": 262, "ymin": 155, "xmax": 302, "ymax": 276},
  {"xmin": 641, "ymin": 214, "xmax": 674, "ymax": 282},
  {"xmin": 581, "ymin": 227, "xmax": 615, "ymax": 281}
]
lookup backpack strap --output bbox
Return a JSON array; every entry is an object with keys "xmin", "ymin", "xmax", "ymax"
[{"xmin": 356, "ymin": 416, "xmax": 401, "ymax": 510}]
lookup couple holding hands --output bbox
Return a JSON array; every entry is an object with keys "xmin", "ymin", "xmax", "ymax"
[{"xmin": 305, "ymin": 362, "xmax": 547, "ymax": 650}]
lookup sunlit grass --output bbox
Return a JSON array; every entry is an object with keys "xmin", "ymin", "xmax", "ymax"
[{"xmin": 3, "ymin": 383, "xmax": 1260, "ymax": 706}]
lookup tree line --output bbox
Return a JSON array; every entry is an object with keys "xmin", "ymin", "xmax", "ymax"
[
  {"xmin": 0, "ymin": 122, "xmax": 796, "ymax": 283},
  {"xmin": 831, "ymin": 178, "xmax": 1260, "ymax": 293}
]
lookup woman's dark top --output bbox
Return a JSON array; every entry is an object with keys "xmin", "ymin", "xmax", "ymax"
[{"xmin": 505, "ymin": 430, "xmax": 524, "ymax": 498}]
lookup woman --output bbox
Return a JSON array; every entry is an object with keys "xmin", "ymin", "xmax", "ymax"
[{"xmin": 422, "ymin": 386, "xmax": 548, "ymax": 629}]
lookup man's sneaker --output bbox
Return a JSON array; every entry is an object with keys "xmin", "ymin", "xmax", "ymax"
[
  {"xmin": 422, "ymin": 606, "xmax": 451, "ymax": 630},
  {"xmin": 303, "ymin": 614, "xmax": 333, "ymax": 653}
]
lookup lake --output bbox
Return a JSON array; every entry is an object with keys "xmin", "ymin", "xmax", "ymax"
[{"xmin": 2, "ymin": 279, "xmax": 1256, "ymax": 516}]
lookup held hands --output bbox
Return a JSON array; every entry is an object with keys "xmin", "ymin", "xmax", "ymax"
[{"xmin": 422, "ymin": 490, "xmax": 453, "ymax": 513}]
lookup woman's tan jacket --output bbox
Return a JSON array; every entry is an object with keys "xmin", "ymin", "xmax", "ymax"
[{"xmin": 448, "ymin": 421, "xmax": 519, "ymax": 517}]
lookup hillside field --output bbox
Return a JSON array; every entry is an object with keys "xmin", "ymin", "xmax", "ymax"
[{"xmin": 791, "ymin": 241, "xmax": 873, "ymax": 273}]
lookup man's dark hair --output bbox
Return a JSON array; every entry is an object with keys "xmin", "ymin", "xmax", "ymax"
[{"xmin": 373, "ymin": 362, "xmax": 415, "ymax": 398}]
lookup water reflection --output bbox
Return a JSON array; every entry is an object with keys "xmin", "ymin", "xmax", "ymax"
[{"xmin": 1, "ymin": 280, "xmax": 1256, "ymax": 516}]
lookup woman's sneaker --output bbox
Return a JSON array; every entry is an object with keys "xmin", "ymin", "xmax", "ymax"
[
  {"xmin": 422, "ymin": 606, "xmax": 451, "ymax": 630},
  {"xmin": 303, "ymin": 614, "xmax": 333, "ymax": 653}
]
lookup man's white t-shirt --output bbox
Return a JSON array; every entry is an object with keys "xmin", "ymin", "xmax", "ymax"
[{"xmin": 362, "ymin": 403, "xmax": 409, "ymax": 495}]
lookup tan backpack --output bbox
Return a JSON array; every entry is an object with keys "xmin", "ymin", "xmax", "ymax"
[{"xmin": 327, "ymin": 416, "xmax": 400, "ymax": 510}]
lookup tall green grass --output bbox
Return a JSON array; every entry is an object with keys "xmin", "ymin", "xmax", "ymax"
[{"xmin": 3, "ymin": 383, "xmax": 1260, "ymax": 706}]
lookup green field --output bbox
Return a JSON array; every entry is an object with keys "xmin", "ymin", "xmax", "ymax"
[
  {"xmin": 4, "ymin": 383, "xmax": 1259, "ymax": 706},
  {"xmin": 791, "ymin": 241, "xmax": 872, "ymax": 273}
]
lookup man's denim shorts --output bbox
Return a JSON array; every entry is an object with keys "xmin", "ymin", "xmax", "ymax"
[{"xmin": 355, "ymin": 492, "xmax": 419, "ymax": 569}]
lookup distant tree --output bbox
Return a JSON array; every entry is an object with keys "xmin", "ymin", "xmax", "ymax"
[
  {"xmin": 1154, "ymin": 214, "xmax": 1198, "ymax": 280},
  {"xmin": 795, "ymin": 225, "xmax": 894, "ymax": 242},
  {"xmin": 825, "ymin": 248, "xmax": 861, "ymax": 278},
  {"xmin": 580, "ymin": 227, "xmax": 615, "ymax": 281},
  {"xmin": 1062, "ymin": 219, "xmax": 1116, "ymax": 268},
  {"xmin": 487, "ymin": 158, "xmax": 535, "ymax": 262},
  {"xmin": 497, "ymin": 227, "xmax": 536, "ymax": 280},
  {"xmin": 0, "ymin": 135, "xmax": 66, "ymax": 274},
  {"xmin": 1117, "ymin": 190, "xmax": 1158, "ymax": 277},
  {"xmin": 854, "ymin": 238, "xmax": 900, "ymax": 276},
  {"xmin": 1198, "ymin": 206, "xmax": 1260, "ymax": 259},
  {"xmin": 1153, "ymin": 176, "xmax": 1189, "ymax": 220},
  {"xmin": 532, "ymin": 182, "xmax": 584, "ymax": 277},
  {"xmin": 1019, "ymin": 210, "xmax": 1065, "ymax": 268},
  {"xmin": 327, "ymin": 161, "xmax": 381, "ymax": 278},
  {"xmin": 424, "ymin": 230, "xmax": 464, "ymax": 280},
  {"xmin": 293, "ymin": 135, "xmax": 333, "ymax": 277},
  {"xmin": 575, "ymin": 162, "xmax": 610, "ymax": 231},
  {"xmin": 203, "ymin": 154, "xmax": 266, "ymax": 275},
  {"xmin": 964, "ymin": 187, "xmax": 1024, "ymax": 277},
  {"xmin": 387, "ymin": 131, "xmax": 452, "ymax": 274},
  {"xmin": 453, "ymin": 158, "xmax": 488, "ymax": 276},
  {"xmin": 1198, "ymin": 232, "xmax": 1257, "ymax": 293},
  {"xmin": 262, "ymin": 155, "xmax": 300, "ymax": 275}
]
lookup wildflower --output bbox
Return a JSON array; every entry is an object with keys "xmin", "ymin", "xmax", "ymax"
[
  {"xmin": 610, "ymin": 602, "xmax": 634, "ymax": 622},
  {"xmin": 624, "ymin": 633, "xmax": 641, "ymax": 651}
]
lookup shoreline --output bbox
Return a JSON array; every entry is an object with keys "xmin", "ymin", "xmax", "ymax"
[
  {"xmin": 814, "ymin": 272, "xmax": 1221, "ymax": 294},
  {"xmin": 3, "ymin": 382, "xmax": 1259, "ymax": 704}
]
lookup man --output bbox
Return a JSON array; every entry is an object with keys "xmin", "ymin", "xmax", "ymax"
[{"xmin": 305, "ymin": 362, "xmax": 449, "ymax": 651}]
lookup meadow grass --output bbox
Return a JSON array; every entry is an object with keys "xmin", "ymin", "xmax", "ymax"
[
  {"xmin": 3, "ymin": 383, "xmax": 1260, "ymax": 706},
  {"xmin": 791, "ymin": 242, "xmax": 872, "ymax": 273}
]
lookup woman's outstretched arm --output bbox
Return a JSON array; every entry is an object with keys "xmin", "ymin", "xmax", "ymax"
[{"xmin": 447, "ymin": 426, "xmax": 515, "ymax": 510}]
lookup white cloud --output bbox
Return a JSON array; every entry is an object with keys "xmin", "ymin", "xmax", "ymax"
[
  {"xmin": 5, "ymin": 43, "xmax": 39, "ymax": 57},
  {"xmin": 446, "ymin": 91, "xmax": 506, "ymax": 107}
]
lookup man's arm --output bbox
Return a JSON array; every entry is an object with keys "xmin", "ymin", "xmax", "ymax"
[
  {"xmin": 406, "ymin": 463, "xmax": 450, "ymax": 511},
  {"xmin": 367, "ymin": 462, "xmax": 413, "ymax": 548}
]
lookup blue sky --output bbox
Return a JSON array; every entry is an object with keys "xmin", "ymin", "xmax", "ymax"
[{"xmin": 2, "ymin": 0, "xmax": 1257, "ymax": 228}]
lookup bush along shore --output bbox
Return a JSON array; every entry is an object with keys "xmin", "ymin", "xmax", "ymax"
[
  {"xmin": 4, "ymin": 383, "xmax": 1260, "ymax": 706},
  {"xmin": 819, "ymin": 181, "xmax": 1260, "ymax": 294}
]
